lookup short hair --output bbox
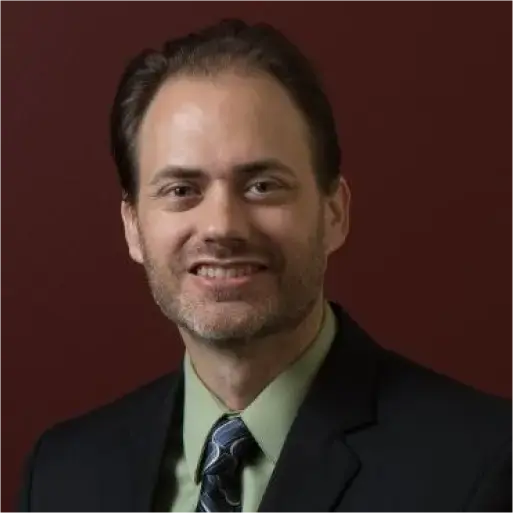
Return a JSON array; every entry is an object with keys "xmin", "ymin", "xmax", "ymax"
[{"xmin": 110, "ymin": 18, "xmax": 341, "ymax": 204}]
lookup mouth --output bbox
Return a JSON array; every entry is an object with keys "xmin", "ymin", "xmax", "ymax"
[{"xmin": 189, "ymin": 262, "xmax": 267, "ymax": 282}]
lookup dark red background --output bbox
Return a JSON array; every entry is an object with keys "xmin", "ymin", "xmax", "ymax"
[{"xmin": 2, "ymin": 2, "xmax": 511, "ymax": 510}]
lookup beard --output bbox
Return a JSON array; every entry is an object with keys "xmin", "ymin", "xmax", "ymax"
[{"xmin": 138, "ymin": 212, "xmax": 327, "ymax": 348}]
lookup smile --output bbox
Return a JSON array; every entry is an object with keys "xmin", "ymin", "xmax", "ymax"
[{"xmin": 193, "ymin": 264, "xmax": 263, "ymax": 279}]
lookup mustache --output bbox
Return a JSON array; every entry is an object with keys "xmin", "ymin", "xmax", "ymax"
[{"xmin": 184, "ymin": 239, "xmax": 282, "ymax": 269}]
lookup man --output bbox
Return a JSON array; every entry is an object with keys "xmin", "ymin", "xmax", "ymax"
[{"xmin": 19, "ymin": 18, "xmax": 511, "ymax": 512}]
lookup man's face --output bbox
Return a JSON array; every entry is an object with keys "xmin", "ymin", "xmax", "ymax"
[{"xmin": 122, "ymin": 71, "xmax": 349, "ymax": 344}]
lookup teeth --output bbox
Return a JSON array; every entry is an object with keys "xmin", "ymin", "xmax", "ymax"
[{"xmin": 196, "ymin": 265, "xmax": 259, "ymax": 279}]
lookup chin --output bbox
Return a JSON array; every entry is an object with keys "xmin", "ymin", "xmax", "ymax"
[
  {"xmin": 186, "ymin": 322, "xmax": 263, "ymax": 345},
  {"xmin": 180, "ymin": 301, "xmax": 272, "ymax": 343}
]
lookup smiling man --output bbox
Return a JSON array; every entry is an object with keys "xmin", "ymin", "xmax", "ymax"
[
  {"xmin": 120, "ymin": 67, "xmax": 347, "ymax": 415},
  {"xmin": 19, "ymin": 19, "xmax": 511, "ymax": 512}
]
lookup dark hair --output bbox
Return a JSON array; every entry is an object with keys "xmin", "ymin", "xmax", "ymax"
[{"xmin": 110, "ymin": 18, "xmax": 341, "ymax": 204}]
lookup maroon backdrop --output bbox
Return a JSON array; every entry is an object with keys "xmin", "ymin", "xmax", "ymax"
[{"xmin": 2, "ymin": 2, "xmax": 511, "ymax": 510}]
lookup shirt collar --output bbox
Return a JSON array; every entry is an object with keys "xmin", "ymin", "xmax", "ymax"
[
  {"xmin": 183, "ymin": 351, "xmax": 227, "ymax": 483},
  {"xmin": 182, "ymin": 302, "xmax": 337, "ymax": 481}
]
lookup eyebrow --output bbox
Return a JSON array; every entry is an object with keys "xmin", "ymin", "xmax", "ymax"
[{"xmin": 148, "ymin": 159, "xmax": 296, "ymax": 186}]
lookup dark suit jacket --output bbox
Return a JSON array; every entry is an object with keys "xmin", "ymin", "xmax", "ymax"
[{"xmin": 19, "ymin": 303, "xmax": 511, "ymax": 512}]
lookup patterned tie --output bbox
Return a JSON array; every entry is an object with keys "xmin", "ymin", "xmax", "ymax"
[{"xmin": 196, "ymin": 415, "xmax": 258, "ymax": 512}]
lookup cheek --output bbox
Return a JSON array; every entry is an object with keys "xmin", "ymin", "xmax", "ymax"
[
  {"xmin": 254, "ymin": 206, "xmax": 298, "ymax": 239},
  {"xmin": 139, "ymin": 211, "xmax": 188, "ymax": 266},
  {"xmin": 254, "ymin": 205, "xmax": 318, "ymax": 254}
]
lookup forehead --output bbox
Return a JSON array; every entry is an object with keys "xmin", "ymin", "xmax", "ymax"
[{"xmin": 136, "ymin": 71, "xmax": 314, "ymax": 181}]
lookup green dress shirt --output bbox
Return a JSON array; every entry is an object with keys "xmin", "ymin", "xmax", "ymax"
[{"xmin": 171, "ymin": 302, "xmax": 337, "ymax": 512}]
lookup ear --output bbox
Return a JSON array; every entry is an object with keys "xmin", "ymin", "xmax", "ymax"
[
  {"xmin": 120, "ymin": 201, "xmax": 144, "ymax": 264},
  {"xmin": 324, "ymin": 176, "xmax": 351, "ymax": 256}
]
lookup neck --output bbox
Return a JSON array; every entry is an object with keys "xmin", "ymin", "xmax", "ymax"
[{"xmin": 180, "ymin": 296, "xmax": 326, "ymax": 411}]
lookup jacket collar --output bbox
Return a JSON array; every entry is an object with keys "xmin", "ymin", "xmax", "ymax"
[{"xmin": 258, "ymin": 302, "xmax": 380, "ymax": 511}]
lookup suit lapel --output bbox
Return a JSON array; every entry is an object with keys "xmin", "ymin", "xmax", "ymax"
[
  {"xmin": 85, "ymin": 372, "xmax": 182, "ymax": 513},
  {"xmin": 101, "ymin": 369, "xmax": 185, "ymax": 512},
  {"xmin": 258, "ymin": 303, "xmax": 380, "ymax": 512}
]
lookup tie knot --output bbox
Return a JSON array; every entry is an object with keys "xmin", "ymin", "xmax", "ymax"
[{"xmin": 200, "ymin": 416, "xmax": 257, "ymax": 477}]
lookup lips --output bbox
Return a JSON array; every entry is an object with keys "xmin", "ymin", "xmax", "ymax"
[
  {"xmin": 194, "ymin": 264, "xmax": 263, "ymax": 279},
  {"xmin": 188, "ymin": 260, "xmax": 268, "ymax": 275}
]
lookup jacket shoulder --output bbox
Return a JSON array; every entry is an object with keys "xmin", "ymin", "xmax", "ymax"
[
  {"xmin": 378, "ymin": 347, "xmax": 511, "ymax": 434},
  {"xmin": 49, "ymin": 370, "xmax": 181, "ymax": 438},
  {"xmin": 19, "ymin": 370, "xmax": 182, "ymax": 511}
]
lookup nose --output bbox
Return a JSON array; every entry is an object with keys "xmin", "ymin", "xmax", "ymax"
[{"xmin": 197, "ymin": 182, "xmax": 251, "ymax": 244}]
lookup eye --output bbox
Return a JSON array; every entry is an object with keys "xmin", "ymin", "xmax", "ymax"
[
  {"xmin": 161, "ymin": 184, "xmax": 199, "ymax": 198},
  {"xmin": 247, "ymin": 180, "xmax": 282, "ymax": 196}
]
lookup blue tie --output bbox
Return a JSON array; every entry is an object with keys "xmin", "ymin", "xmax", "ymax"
[{"xmin": 196, "ymin": 415, "xmax": 258, "ymax": 512}]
